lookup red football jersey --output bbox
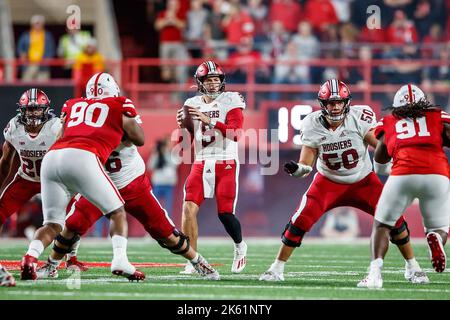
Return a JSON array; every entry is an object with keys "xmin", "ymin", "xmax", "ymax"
[
  {"xmin": 375, "ymin": 109, "xmax": 450, "ymax": 176},
  {"xmin": 50, "ymin": 96, "xmax": 137, "ymax": 163}
]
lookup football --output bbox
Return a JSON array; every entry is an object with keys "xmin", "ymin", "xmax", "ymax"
[{"xmin": 182, "ymin": 105, "xmax": 195, "ymax": 133}]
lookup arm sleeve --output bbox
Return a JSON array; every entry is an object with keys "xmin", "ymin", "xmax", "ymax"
[
  {"xmin": 122, "ymin": 98, "xmax": 138, "ymax": 118},
  {"xmin": 441, "ymin": 110, "xmax": 450, "ymax": 124},
  {"xmin": 213, "ymin": 108, "xmax": 244, "ymax": 141}
]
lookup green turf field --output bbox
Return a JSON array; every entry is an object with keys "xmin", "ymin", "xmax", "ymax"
[{"xmin": 0, "ymin": 238, "xmax": 449, "ymax": 300}]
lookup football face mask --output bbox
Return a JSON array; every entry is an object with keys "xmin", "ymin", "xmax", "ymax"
[{"xmin": 17, "ymin": 88, "xmax": 51, "ymax": 127}]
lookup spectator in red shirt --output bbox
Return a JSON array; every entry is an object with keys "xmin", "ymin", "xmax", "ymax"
[
  {"xmin": 222, "ymin": 3, "xmax": 255, "ymax": 47},
  {"xmin": 268, "ymin": 0, "xmax": 302, "ymax": 33},
  {"xmin": 304, "ymin": 0, "xmax": 339, "ymax": 34},
  {"xmin": 154, "ymin": 0, "xmax": 190, "ymax": 83},
  {"xmin": 385, "ymin": 10, "xmax": 419, "ymax": 44},
  {"xmin": 359, "ymin": 26, "xmax": 387, "ymax": 43}
]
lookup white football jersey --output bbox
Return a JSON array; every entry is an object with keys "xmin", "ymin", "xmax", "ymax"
[
  {"xmin": 3, "ymin": 116, "xmax": 61, "ymax": 182},
  {"xmin": 105, "ymin": 143, "xmax": 145, "ymax": 190},
  {"xmin": 184, "ymin": 91, "xmax": 245, "ymax": 161},
  {"xmin": 299, "ymin": 105, "xmax": 377, "ymax": 184}
]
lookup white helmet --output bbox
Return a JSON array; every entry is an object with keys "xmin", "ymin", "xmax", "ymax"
[
  {"xmin": 85, "ymin": 72, "xmax": 120, "ymax": 99},
  {"xmin": 392, "ymin": 84, "xmax": 426, "ymax": 108}
]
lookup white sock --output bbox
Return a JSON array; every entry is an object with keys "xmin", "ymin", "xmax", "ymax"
[
  {"xmin": 111, "ymin": 235, "xmax": 128, "ymax": 261},
  {"xmin": 67, "ymin": 239, "xmax": 81, "ymax": 259},
  {"xmin": 26, "ymin": 240, "xmax": 44, "ymax": 259},
  {"xmin": 190, "ymin": 253, "xmax": 200, "ymax": 264},
  {"xmin": 406, "ymin": 257, "xmax": 420, "ymax": 269},
  {"xmin": 269, "ymin": 259, "xmax": 285, "ymax": 274},
  {"xmin": 370, "ymin": 258, "xmax": 383, "ymax": 270},
  {"xmin": 235, "ymin": 241, "xmax": 246, "ymax": 249}
]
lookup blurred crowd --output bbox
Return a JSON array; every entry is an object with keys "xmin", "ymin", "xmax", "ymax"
[
  {"xmin": 15, "ymin": 14, "xmax": 105, "ymax": 97},
  {"xmin": 8, "ymin": 0, "xmax": 450, "ymax": 107},
  {"xmin": 148, "ymin": 0, "xmax": 450, "ymax": 107}
]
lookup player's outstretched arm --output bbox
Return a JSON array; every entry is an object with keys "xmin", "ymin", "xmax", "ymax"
[
  {"xmin": 0, "ymin": 141, "xmax": 16, "ymax": 186},
  {"xmin": 284, "ymin": 145, "xmax": 317, "ymax": 178},
  {"xmin": 373, "ymin": 135, "xmax": 392, "ymax": 175},
  {"xmin": 122, "ymin": 115, "xmax": 145, "ymax": 146},
  {"xmin": 363, "ymin": 130, "xmax": 378, "ymax": 149}
]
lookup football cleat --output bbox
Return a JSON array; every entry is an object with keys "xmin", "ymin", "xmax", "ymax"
[
  {"xmin": 191, "ymin": 255, "xmax": 220, "ymax": 280},
  {"xmin": 357, "ymin": 269, "xmax": 383, "ymax": 289},
  {"xmin": 36, "ymin": 262, "xmax": 59, "ymax": 279},
  {"xmin": 427, "ymin": 232, "xmax": 446, "ymax": 273},
  {"xmin": 259, "ymin": 270, "xmax": 284, "ymax": 282},
  {"xmin": 404, "ymin": 262, "xmax": 429, "ymax": 284},
  {"xmin": 111, "ymin": 258, "xmax": 145, "ymax": 282},
  {"xmin": 66, "ymin": 256, "xmax": 89, "ymax": 271},
  {"xmin": 179, "ymin": 262, "xmax": 196, "ymax": 275},
  {"xmin": 20, "ymin": 254, "xmax": 38, "ymax": 280},
  {"xmin": 112, "ymin": 269, "xmax": 146, "ymax": 282},
  {"xmin": 407, "ymin": 271, "xmax": 429, "ymax": 284},
  {"xmin": 0, "ymin": 266, "xmax": 16, "ymax": 287},
  {"xmin": 231, "ymin": 241, "xmax": 247, "ymax": 273}
]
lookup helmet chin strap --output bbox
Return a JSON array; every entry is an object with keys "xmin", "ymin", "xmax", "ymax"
[
  {"xmin": 325, "ymin": 111, "xmax": 347, "ymax": 125},
  {"xmin": 200, "ymin": 83, "xmax": 221, "ymax": 99},
  {"xmin": 205, "ymin": 91, "xmax": 220, "ymax": 99}
]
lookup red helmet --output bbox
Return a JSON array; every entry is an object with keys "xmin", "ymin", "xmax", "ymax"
[
  {"xmin": 17, "ymin": 88, "xmax": 52, "ymax": 127},
  {"xmin": 317, "ymin": 79, "xmax": 352, "ymax": 122},
  {"xmin": 194, "ymin": 60, "xmax": 225, "ymax": 99}
]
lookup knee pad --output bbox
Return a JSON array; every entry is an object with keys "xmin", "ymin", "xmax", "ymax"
[
  {"xmin": 390, "ymin": 221, "xmax": 410, "ymax": 246},
  {"xmin": 158, "ymin": 229, "xmax": 190, "ymax": 255},
  {"xmin": 53, "ymin": 234, "xmax": 80, "ymax": 255},
  {"xmin": 281, "ymin": 222, "xmax": 305, "ymax": 247}
]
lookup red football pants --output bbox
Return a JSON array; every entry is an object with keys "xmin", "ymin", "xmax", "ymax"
[
  {"xmin": 0, "ymin": 174, "xmax": 41, "ymax": 224},
  {"xmin": 290, "ymin": 172, "xmax": 405, "ymax": 232},
  {"xmin": 184, "ymin": 160, "xmax": 239, "ymax": 214},
  {"xmin": 65, "ymin": 174, "xmax": 175, "ymax": 239}
]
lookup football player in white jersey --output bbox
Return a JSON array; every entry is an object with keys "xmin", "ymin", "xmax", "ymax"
[
  {"xmin": 259, "ymin": 79, "xmax": 428, "ymax": 285},
  {"xmin": 36, "ymin": 142, "xmax": 220, "ymax": 280},
  {"xmin": 0, "ymin": 89, "xmax": 61, "ymax": 286},
  {"xmin": 176, "ymin": 61, "xmax": 247, "ymax": 274}
]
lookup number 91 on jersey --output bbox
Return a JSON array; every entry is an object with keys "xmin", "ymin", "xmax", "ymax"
[{"xmin": 268, "ymin": 105, "xmax": 314, "ymax": 146}]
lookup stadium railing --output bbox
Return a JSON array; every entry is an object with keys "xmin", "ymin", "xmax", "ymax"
[{"xmin": 0, "ymin": 56, "xmax": 449, "ymax": 111}]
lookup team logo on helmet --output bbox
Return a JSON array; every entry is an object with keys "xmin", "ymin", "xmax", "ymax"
[
  {"xmin": 86, "ymin": 72, "xmax": 120, "ymax": 99},
  {"xmin": 194, "ymin": 61, "xmax": 226, "ymax": 99},
  {"xmin": 317, "ymin": 79, "xmax": 352, "ymax": 123},
  {"xmin": 392, "ymin": 84, "xmax": 426, "ymax": 108},
  {"xmin": 17, "ymin": 88, "xmax": 53, "ymax": 127}
]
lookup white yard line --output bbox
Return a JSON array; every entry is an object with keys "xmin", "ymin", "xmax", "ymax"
[{"xmin": 13, "ymin": 273, "xmax": 450, "ymax": 287}]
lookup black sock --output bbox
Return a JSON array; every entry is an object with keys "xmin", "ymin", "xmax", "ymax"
[{"xmin": 218, "ymin": 213, "xmax": 242, "ymax": 244}]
